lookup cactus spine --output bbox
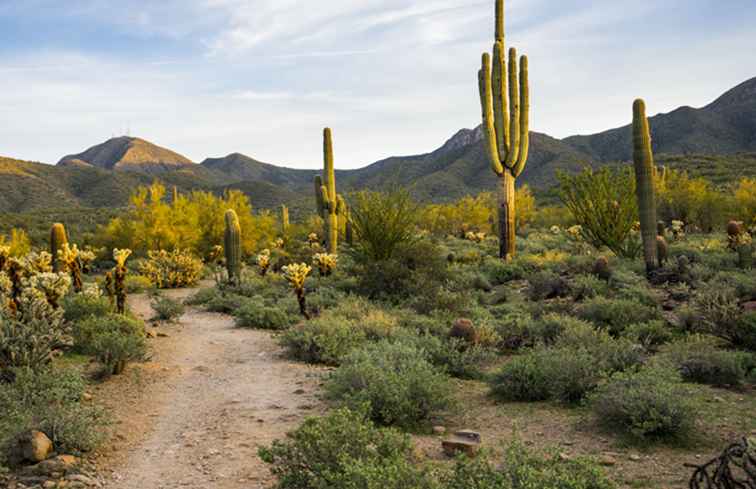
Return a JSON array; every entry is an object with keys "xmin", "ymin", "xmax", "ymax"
[
  {"xmin": 281, "ymin": 205, "xmax": 290, "ymax": 234},
  {"xmin": 50, "ymin": 223, "xmax": 68, "ymax": 273},
  {"xmin": 316, "ymin": 128, "xmax": 338, "ymax": 254},
  {"xmin": 632, "ymin": 99, "xmax": 659, "ymax": 275},
  {"xmin": 224, "ymin": 209, "xmax": 242, "ymax": 282},
  {"xmin": 478, "ymin": 0, "xmax": 530, "ymax": 261}
]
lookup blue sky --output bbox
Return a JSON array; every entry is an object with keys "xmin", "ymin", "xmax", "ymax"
[{"xmin": 1, "ymin": 0, "xmax": 755, "ymax": 169}]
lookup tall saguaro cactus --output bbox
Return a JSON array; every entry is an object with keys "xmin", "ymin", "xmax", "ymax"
[
  {"xmin": 281, "ymin": 205, "xmax": 290, "ymax": 234},
  {"xmin": 632, "ymin": 99, "xmax": 659, "ymax": 275},
  {"xmin": 50, "ymin": 223, "xmax": 68, "ymax": 273},
  {"xmin": 478, "ymin": 0, "xmax": 530, "ymax": 261},
  {"xmin": 224, "ymin": 209, "xmax": 242, "ymax": 282},
  {"xmin": 315, "ymin": 128, "xmax": 338, "ymax": 254}
]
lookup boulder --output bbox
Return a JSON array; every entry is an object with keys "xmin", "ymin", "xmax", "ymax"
[
  {"xmin": 9, "ymin": 430, "xmax": 53, "ymax": 465},
  {"xmin": 442, "ymin": 430, "xmax": 481, "ymax": 457}
]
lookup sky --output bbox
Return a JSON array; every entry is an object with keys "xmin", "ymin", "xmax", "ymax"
[{"xmin": 1, "ymin": 0, "xmax": 755, "ymax": 169}]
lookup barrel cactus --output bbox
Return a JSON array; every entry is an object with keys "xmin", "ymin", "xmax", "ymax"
[
  {"xmin": 50, "ymin": 223, "xmax": 68, "ymax": 273},
  {"xmin": 224, "ymin": 209, "xmax": 242, "ymax": 283},
  {"xmin": 478, "ymin": 0, "xmax": 530, "ymax": 261},
  {"xmin": 632, "ymin": 99, "xmax": 659, "ymax": 275}
]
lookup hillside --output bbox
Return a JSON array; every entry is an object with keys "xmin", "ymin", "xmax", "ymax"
[
  {"xmin": 564, "ymin": 77, "xmax": 756, "ymax": 162},
  {"xmin": 58, "ymin": 136, "xmax": 195, "ymax": 174}
]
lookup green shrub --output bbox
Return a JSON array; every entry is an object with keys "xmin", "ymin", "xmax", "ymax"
[
  {"xmin": 234, "ymin": 297, "xmax": 293, "ymax": 330},
  {"xmin": 589, "ymin": 366, "xmax": 696, "ymax": 442},
  {"xmin": 481, "ymin": 257, "xmax": 526, "ymax": 284},
  {"xmin": 280, "ymin": 315, "xmax": 367, "ymax": 365},
  {"xmin": 622, "ymin": 320, "xmax": 674, "ymax": 350},
  {"xmin": 570, "ymin": 273, "xmax": 610, "ymax": 300},
  {"xmin": 691, "ymin": 288, "xmax": 756, "ymax": 349},
  {"xmin": 490, "ymin": 351, "xmax": 551, "ymax": 402},
  {"xmin": 349, "ymin": 189, "xmax": 419, "ymax": 262},
  {"xmin": 326, "ymin": 341, "xmax": 453, "ymax": 430},
  {"xmin": 0, "ymin": 367, "xmax": 107, "ymax": 463},
  {"xmin": 184, "ymin": 287, "xmax": 218, "ymax": 306},
  {"xmin": 442, "ymin": 440, "xmax": 616, "ymax": 489},
  {"xmin": 73, "ymin": 314, "xmax": 146, "ymax": 375},
  {"xmin": 124, "ymin": 275, "xmax": 153, "ymax": 294},
  {"xmin": 575, "ymin": 297, "xmax": 659, "ymax": 336},
  {"xmin": 150, "ymin": 295, "xmax": 186, "ymax": 322},
  {"xmin": 413, "ymin": 334, "xmax": 496, "ymax": 379},
  {"xmin": 526, "ymin": 271, "xmax": 569, "ymax": 301},
  {"xmin": 530, "ymin": 314, "xmax": 592, "ymax": 346},
  {"xmin": 205, "ymin": 292, "xmax": 247, "ymax": 314},
  {"xmin": 62, "ymin": 293, "xmax": 112, "ymax": 323},
  {"xmin": 659, "ymin": 336, "xmax": 754, "ymax": 386},
  {"xmin": 259, "ymin": 407, "xmax": 428, "ymax": 489}
]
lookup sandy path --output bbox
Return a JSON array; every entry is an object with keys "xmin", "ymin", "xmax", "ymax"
[{"xmin": 95, "ymin": 286, "xmax": 327, "ymax": 489}]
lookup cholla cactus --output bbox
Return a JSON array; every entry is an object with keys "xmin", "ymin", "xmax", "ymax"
[
  {"xmin": 312, "ymin": 253, "xmax": 338, "ymax": 277},
  {"xmin": 209, "ymin": 244, "xmax": 224, "ymax": 264},
  {"xmin": 0, "ymin": 271, "xmax": 11, "ymax": 315},
  {"xmin": 58, "ymin": 243, "xmax": 83, "ymax": 292},
  {"xmin": 257, "ymin": 249, "xmax": 271, "ymax": 277},
  {"xmin": 307, "ymin": 233, "xmax": 320, "ymax": 249},
  {"xmin": 271, "ymin": 238, "xmax": 284, "ymax": 250},
  {"xmin": 113, "ymin": 248, "xmax": 132, "ymax": 314},
  {"xmin": 82, "ymin": 282, "xmax": 102, "ymax": 298},
  {"xmin": 465, "ymin": 232, "xmax": 487, "ymax": 243},
  {"xmin": 23, "ymin": 251, "xmax": 52, "ymax": 274},
  {"xmin": 566, "ymin": 225, "xmax": 583, "ymax": 239},
  {"xmin": 26, "ymin": 272, "xmax": 71, "ymax": 309},
  {"xmin": 0, "ymin": 245, "xmax": 10, "ymax": 271},
  {"xmin": 282, "ymin": 263, "xmax": 312, "ymax": 319},
  {"xmin": 79, "ymin": 247, "xmax": 98, "ymax": 273},
  {"xmin": 550, "ymin": 225, "xmax": 561, "ymax": 235},
  {"xmin": 671, "ymin": 220, "xmax": 685, "ymax": 241}
]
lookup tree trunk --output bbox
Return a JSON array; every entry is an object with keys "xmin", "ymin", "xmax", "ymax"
[{"xmin": 498, "ymin": 171, "xmax": 517, "ymax": 260}]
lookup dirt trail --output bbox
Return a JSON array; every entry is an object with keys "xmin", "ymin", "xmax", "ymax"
[{"xmin": 94, "ymin": 286, "xmax": 327, "ymax": 489}]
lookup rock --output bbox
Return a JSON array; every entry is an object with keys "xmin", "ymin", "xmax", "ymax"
[
  {"xmin": 25, "ymin": 455, "xmax": 79, "ymax": 476},
  {"xmin": 43, "ymin": 481, "xmax": 57, "ymax": 488},
  {"xmin": 145, "ymin": 329, "xmax": 158, "ymax": 339},
  {"xmin": 743, "ymin": 301, "xmax": 756, "ymax": 313},
  {"xmin": 10, "ymin": 431, "xmax": 53, "ymax": 464},
  {"xmin": 65, "ymin": 474, "xmax": 99, "ymax": 487},
  {"xmin": 82, "ymin": 392, "xmax": 93, "ymax": 402},
  {"xmin": 558, "ymin": 452, "xmax": 571, "ymax": 461},
  {"xmin": 629, "ymin": 454, "xmax": 642, "ymax": 462},
  {"xmin": 432, "ymin": 426, "xmax": 446, "ymax": 435},
  {"xmin": 442, "ymin": 430, "xmax": 481, "ymax": 457},
  {"xmin": 599, "ymin": 455, "xmax": 617, "ymax": 466}
]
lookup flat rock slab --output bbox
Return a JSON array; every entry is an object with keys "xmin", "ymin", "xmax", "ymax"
[{"xmin": 442, "ymin": 430, "xmax": 481, "ymax": 457}]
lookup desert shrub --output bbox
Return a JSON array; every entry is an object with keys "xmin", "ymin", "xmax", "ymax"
[
  {"xmin": 62, "ymin": 293, "xmax": 112, "ymax": 323},
  {"xmin": 480, "ymin": 257, "xmax": 526, "ymax": 284},
  {"xmin": 184, "ymin": 287, "xmax": 218, "ymax": 306},
  {"xmin": 280, "ymin": 315, "xmax": 367, "ymax": 365},
  {"xmin": 205, "ymin": 292, "xmax": 247, "ymax": 314},
  {"xmin": 326, "ymin": 341, "xmax": 453, "ymax": 430},
  {"xmin": 691, "ymin": 287, "xmax": 756, "ymax": 349},
  {"xmin": 349, "ymin": 189, "xmax": 419, "ymax": 262},
  {"xmin": 529, "ymin": 314, "xmax": 591, "ymax": 346},
  {"xmin": 259, "ymin": 407, "xmax": 428, "ymax": 489},
  {"xmin": 589, "ymin": 366, "xmax": 696, "ymax": 442},
  {"xmin": 234, "ymin": 297, "xmax": 294, "ymax": 330},
  {"xmin": 124, "ymin": 274, "xmax": 153, "ymax": 293},
  {"xmin": 659, "ymin": 336, "xmax": 754, "ymax": 386},
  {"xmin": 570, "ymin": 273, "xmax": 610, "ymax": 300},
  {"xmin": 622, "ymin": 320, "xmax": 674, "ymax": 350},
  {"xmin": 0, "ymin": 367, "xmax": 107, "ymax": 462},
  {"xmin": 557, "ymin": 167, "xmax": 641, "ymax": 258},
  {"xmin": 150, "ymin": 295, "xmax": 185, "ymax": 322},
  {"xmin": 442, "ymin": 439, "xmax": 616, "ymax": 489},
  {"xmin": 0, "ymin": 313, "xmax": 70, "ymax": 373},
  {"xmin": 575, "ymin": 297, "xmax": 659, "ymax": 336},
  {"xmin": 402, "ymin": 332, "xmax": 496, "ymax": 380},
  {"xmin": 526, "ymin": 270, "xmax": 569, "ymax": 301},
  {"xmin": 490, "ymin": 350, "xmax": 552, "ymax": 402},
  {"xmin": 138, "ymin": 249, "xmax": 203, "ymax": 289},
  {"xmin": 72, "ymin": 314, "xmax": 146, "ymax": 374}
]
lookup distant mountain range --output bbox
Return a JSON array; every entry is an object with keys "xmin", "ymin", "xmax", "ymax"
[{"xmin": 1, "ymin": 77, "xmax": 754, "ymax": 214}]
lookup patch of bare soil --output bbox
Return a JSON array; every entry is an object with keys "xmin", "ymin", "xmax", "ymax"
[{"xmin": 90, "ymin": 286, "xmax": 328, "ymax": 489}]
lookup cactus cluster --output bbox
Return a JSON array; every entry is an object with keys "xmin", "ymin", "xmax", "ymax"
[
  {"xmin": 224, "ymin": 209, "xmax": 242, "ymax": 283},
  {"xmin": 257, "ymin": 249, "xmax": 271, "ymax": 277},
  {"xmin": 315, "ymin": 128, "xmax": 350, "ymax": 254},
  {"xmin": 312, "ymin": 253, "xmax": 338, "ymax": 278},
  {"xmin": 478, "ymin": 0, "xmax": 531, "ymax": 261},
  {"xmin": 632, "ymin": 99, "xmax": 660, "ymax": 274},
  {"xmin": 113, "ymin": 248, "xmax": 132, "ymax": 314},
  {"xmin": 58, "ymin": 243, "xmax": 83, "ymax": 293}
]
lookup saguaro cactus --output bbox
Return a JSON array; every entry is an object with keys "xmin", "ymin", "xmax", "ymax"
[
  {"xmin": 281, "ymin": 205, "xmax": 290, "ymax": 234},
  {"xmin": 50, "ymin": 223, "xmax": 68, "ymax": 273},
  {"xmin": 316, "ymin": 128, "xmax": 339, "ymax": 254},
  {"xmin": 632, "ymin": 99, "xmax": 659, "ymax": 275},
  {"xmin": 172, "ymin": 186, "xmax": 179, "ymax": 205},
  {"xmin": 224, "ymin": 209, "xmax": 242, "ymax": 282},
  {"xmin": 478, "ymin": 0, "xmax": 530, "ymax": 261}
]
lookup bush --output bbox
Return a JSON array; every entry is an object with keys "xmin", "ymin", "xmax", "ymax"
[
  {"xmin": 589, "ymin": 366, "xmax": 696, "ymax": 442},
  {"xmin": 0, "ymin": 367, "xmax": 107, "ymax": 463},
  {"xmin": 622, "ymin": 320, "xmax": 674, "ymax": 350},
  {"xmin": 150, "ymin": 295, "xmax": 186, "ymax": 322},
  {"xmin": 280, "ymin": 315, "xmax": 367, "ymax": 365},
  {"xmin": 575, "ymin": 297, "xmax": 659, "ymax": 336},
  {"xmin": 138, "ymin": 249, "xmax": 203, "ymax": 289},
  {"xmin": 0, "ymin": 314, "xmax": 70, "ymax": 373},
  {"xmin": 124, "ymin": 275, "xmax": 153, "ymax": 294},
  {"xmin": 349, "ymin": 189, "xmax": 419, "ymax": 262},
  {"xmin": 442, "ymin": 440, "xmax": 616, "ymax": 489},
  {"xmin": 185, "ymin": 287, "xmax": 219, "ymax": 306},
  {"xmin": 660, "ymin": 336, "xmax": 754, "ymax": 386},
  {"xmin": 691, "ymin": 288, "xmax": 756, "ymax": 349},
  {"xmin": 326, "ymin": 341, "xmax": 453, "ymax": 430},
  {"xmin": 490, "ymin": 351, "xmax": 551, "ymax": 402},
  {"xmin": 409, "ymin": 333, "xmax": 496, "ymax": 379},
  {"xmin": 259, "ymin": 407, "xmax": 428, "ymax": 489},
  {"xmin": 73, "ymin": 314, "xmax": 146, "ymax": 375},
  {"xmin": 234, "ymin": 297, "xmax": 294, "ymax": 330},
  {"xmin": 526, "ymin": 270, "xmax": 569, "ymax": 301},
  {"xmin": 570, "ymin": 273, "xmax": 610, "ymax": 300},
  {"xmin": 62, "ymin": 293, "xmax": 112, "ymax": 323},
  {"xmin": 205, "ymin": 292, "xmax": 247, "ymax": 314}
]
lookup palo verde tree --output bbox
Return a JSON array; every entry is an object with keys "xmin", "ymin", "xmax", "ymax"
[{"xmin": 478, "ymin": 0, "xmax": 531, "ymax": 261}]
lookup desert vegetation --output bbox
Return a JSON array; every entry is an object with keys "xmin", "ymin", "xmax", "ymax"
[{"xmin": 1, "ymin": 0, "xmax": 755, "ymax": 488}]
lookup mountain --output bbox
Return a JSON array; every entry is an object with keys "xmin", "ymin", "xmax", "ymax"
[
  {"xmin": 58, "ymin": 136, "xmax": 194, "ymax": 174},
  {"xmin": 564, "ymin": 77, "xmax": 756, "ymax": 162},
  {"xmin": 1, "ymin": 76, "xmax": 754, "ymax": 214}
]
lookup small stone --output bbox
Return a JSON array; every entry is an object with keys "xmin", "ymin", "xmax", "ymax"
[
  {"xmin": 599, "ymin": 455, "xmax": 617, "ymax": 466},
  {"xmin": 713, "ymin": 396, "xmax": 725, "ymax": 403},
  {"xmin": 629, "ymin": 454, "xmax": 642, "ymax": 461},
  {"xmin": 43, "ymin": 481, "xmax": 57, "ymax": 489},
  {"xmin": 558, "ymin": 452, "xmax": 571, "ymax": 461},
  {"xmin": 145, "ymin": 329, "xmax": 157, "ymax": 339},
  {"xmin": 82, "ymin": 393, "xmax": 93, "ymax": 402},
  {"xmin": 432, "ymin": 426, "xmax": 446, "ymax": 435},
  {"xmin": 292, "ymin": 389, "xmax": 306, "ymax": 395}
]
